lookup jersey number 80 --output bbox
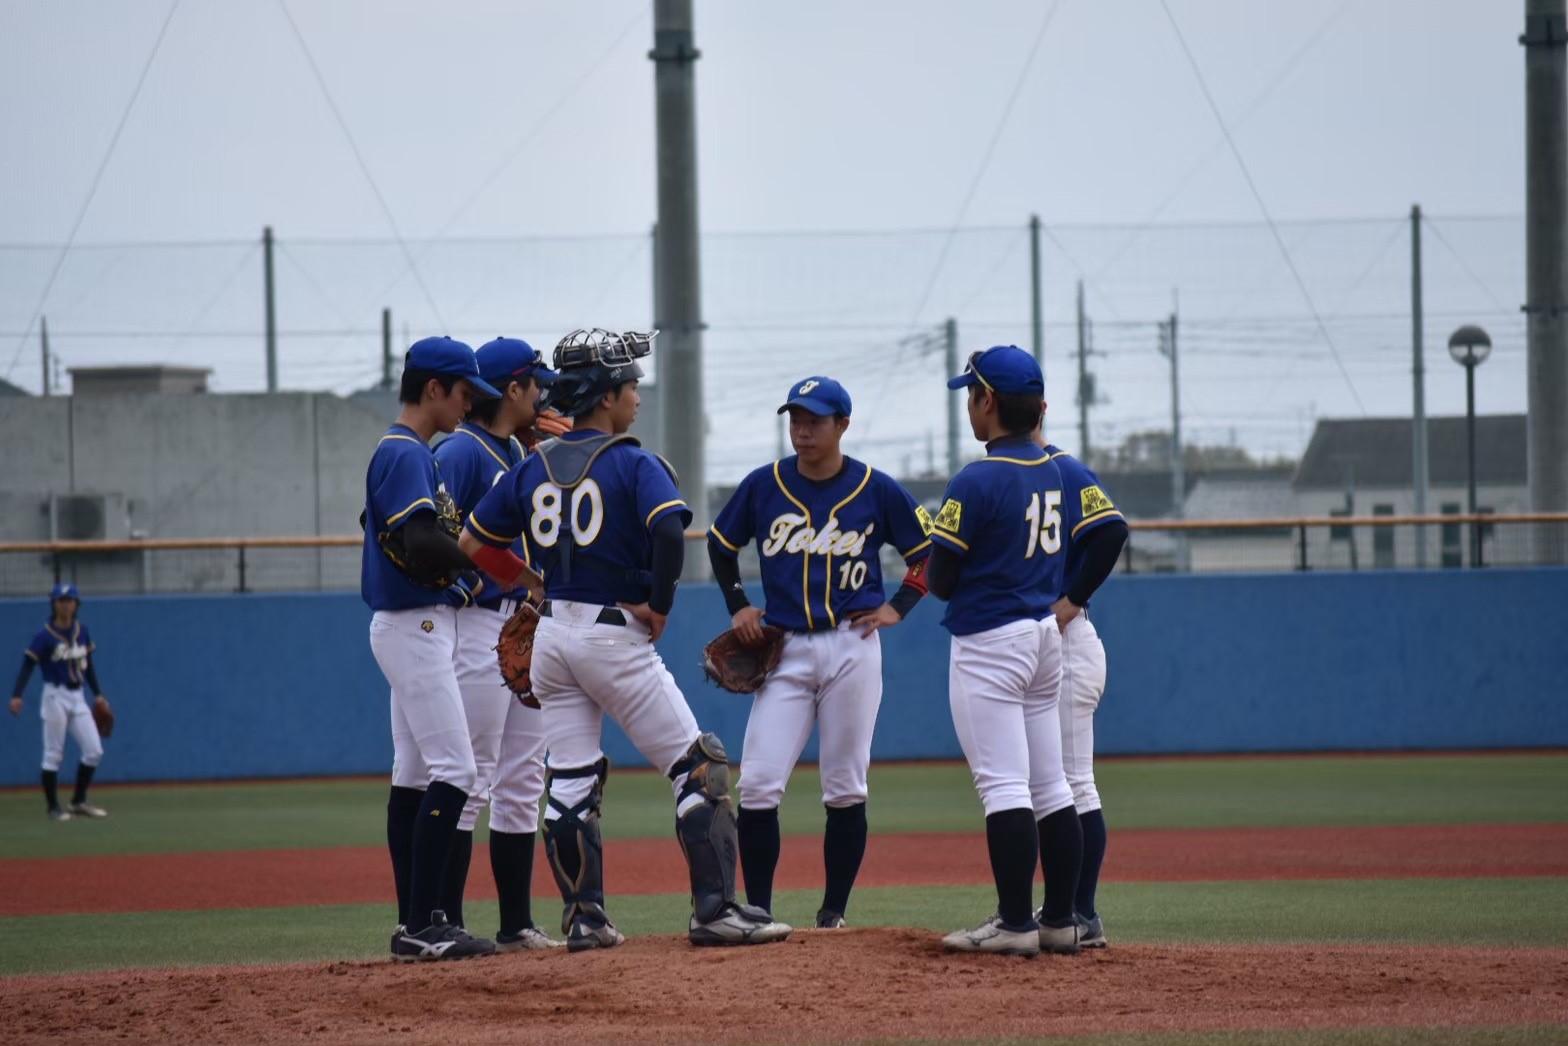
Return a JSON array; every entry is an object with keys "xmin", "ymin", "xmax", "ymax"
[
  {"xmin": 531, "ymin": 480, "xmax": 605, "ymax": 548},
  {"xmin": 1023, "ymin": 490, "xmax": 1063, "ymax": 557}
]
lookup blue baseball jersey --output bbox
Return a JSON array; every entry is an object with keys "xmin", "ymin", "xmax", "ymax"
[
  {"xmin": 434, "ymin": 422, "xmax": 530, "ymax": 598},
  {"xmin": 23, "ymin": 622, "xmax": 94, "ymax": 689},
  {"xmin": 361, "ymin": 424, "xmax": 449, "ymax": 612},
  {"xmin": 929, "ymin": 436, "xmax": 1067, "ymax": 636},
  {"xmin": 709, "ymin": 457, "xmax": 933, "ymax": 632},
  {"xmin": 466, "ymin": 430, "xmax": 692, "ymax": 606},
  {"xmin": 1044, "ymin": 444, "xmax": 1124, "ymax": 603}
]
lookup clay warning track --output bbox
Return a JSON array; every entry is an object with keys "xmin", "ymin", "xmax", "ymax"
[
  {"xmin": 4, "ymin": 931, "xmax": 1566, "ymax": 1045},
  {"xmin": 4, "ymin": 822, "xmax": 1566, "ymax": 918}
]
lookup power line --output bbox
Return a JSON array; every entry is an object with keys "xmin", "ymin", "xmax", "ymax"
[
  {"xmin": 1421, "ymin": 215, "xmax": 1512, "ymax": 314},
  {"xmin": 274, "ymin": 0, "xmax": 446, "ymax": 328},
  {"xmin": 2, "ymin": 0, "xmax": 183, "ymax": 385},
  {"xmin": 860, "ymin": 0, "xmax": 1064, "ymax": 437},
  {"xmin": 1158, "ymin": 0, "xmax": 1366, "ymax": 415}
]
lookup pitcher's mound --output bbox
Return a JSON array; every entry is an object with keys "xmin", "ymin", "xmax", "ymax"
[{"xmin": 6, "ymin": 927, "xmax": 1566, "ymax": 1044}]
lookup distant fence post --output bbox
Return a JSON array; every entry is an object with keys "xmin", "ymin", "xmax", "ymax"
[
  {"xmin": 237, "ymin": 546, "xmax": 248, "ymax": 594},
  {"xmin": 1296, "ymin": 524, "xmax": 1309, "ymax": 572}
]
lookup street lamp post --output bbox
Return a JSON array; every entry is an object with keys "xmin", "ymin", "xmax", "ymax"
[{"xmin": 1447, "ymin": 325, "xmax": 1493, "ymax": 567}]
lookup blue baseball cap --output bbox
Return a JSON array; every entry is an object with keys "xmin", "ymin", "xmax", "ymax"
[
  {"xmin": 777, "ymin": 376, "xmax": 852, "ymax": 417},
  {"xmin": 946, "ymin": 345, "xmax": 1044, "ymax": 396},
  {"xmin": 476, "ymin": 337, "xmax": 557, "ymax": 390},
  {"xmin": 405, "ymin": 336, "xmax": 501, "ymax": 399},
  {"xmin": 49, "ymin": 582, "xmax": 79, "ymax": 601}
]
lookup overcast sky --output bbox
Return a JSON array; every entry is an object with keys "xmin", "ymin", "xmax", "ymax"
[{"xmin": 0, "ymin": 0, "xmax": 1535, "ymax": 475}]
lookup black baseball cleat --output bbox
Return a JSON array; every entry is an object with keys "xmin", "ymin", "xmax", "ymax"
[
  {"xmin": 815, "ymin": 908, "xmax": 847, "ymax": 929},
  {"xmin": 391, "ymin": 911, "xmax": 496, "ymax": 962}
]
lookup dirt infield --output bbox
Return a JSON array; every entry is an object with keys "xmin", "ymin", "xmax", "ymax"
[
  {"xmin": 4, "ymin": 822, "xmax": 1565, "ymax": 917},
  {"xmin": 4, "ymin": 930, "xmax": 1565, "ymax": 1045}
]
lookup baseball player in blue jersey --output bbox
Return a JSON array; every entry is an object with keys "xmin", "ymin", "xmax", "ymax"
[
  {"xmin": 1038, "ymin": 430, "xmax": 1128, "ymax": 949},
  {"xmin": 431, "ymin": 337, "xmax": 568, "ymax": 951},
  {"xmin": 926, "ymin": 345, "xmax": 1083, "ymax": 957},
  {"xmin": 707, "ymin": 376, "xmax": 932, "ymax": 928},
  {"xmin": 9, "ymin": 583, "xmax": 111, "ymax": 821},
  {"xmin": 460, "ymin": 328, "xmax": 791, "ymax": 951},
  {"xmin": 363, "ymin": 335, "xmax": 501, "ymax": 962}
]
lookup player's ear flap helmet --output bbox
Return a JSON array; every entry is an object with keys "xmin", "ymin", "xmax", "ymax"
[{"xmin": 539, "ymin": 328, "xmax": 657, "ymax": 419}]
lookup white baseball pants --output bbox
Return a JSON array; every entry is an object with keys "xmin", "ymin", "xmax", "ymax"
[
  {"xmin": 370, "ymin": 606, "xmax": 478, "ymax": 795},
  {"xmin": 1058, "ymin": 614, "xmax": 1107, "ymax": 814},
  {"xmin": 453, "ymin": 602, "xmax": 547, "ymax": 832},
  {"xmin": 738, "ymin": 622, "xmax": 882, "ymax": 811},
  {"xmin": 40, "ymin": 683, "xmax": 102, "ymax": 772},
  {"xmin": 948, "ymin": 617, "xmax": 1074, "ymax": 819}
]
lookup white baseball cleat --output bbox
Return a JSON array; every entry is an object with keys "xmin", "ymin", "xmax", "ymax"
[
  {"xmin": 68, "ymin": 802, "xmax": 108, "ymax": 819},
  {"xmin": 943, "ymin": 919, "xmax": 1041, "ymax": 956},
  {"xmin": 689, "ymin": 904, "xmax": 792, "ymax": 946},
  {"xmin": 495, "ymin": 926, "xmax": 565, "ymax": 951}
]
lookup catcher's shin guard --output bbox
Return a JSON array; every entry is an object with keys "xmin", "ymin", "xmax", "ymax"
[
  {"xmin": 670, "ymin": 733, "xmax": 740, "ymax": 924},
  {"xmin": 542, "ymin": 757, "xmax": 610, "ymax": 934}
]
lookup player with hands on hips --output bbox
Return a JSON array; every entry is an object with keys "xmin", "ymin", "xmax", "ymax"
[
  {"xmin": 430, "ymin": 337, "xmax": 568, "ymax": 951},
  {"xmin": 708, "ymin": 376, "xmax": 932, "ymax": 929},
  {"xmin": 459, "ymin": 328, "xmax": 791, "ymax": 950},
  {"xmin": 363, "ymin": 336, "xmax": 502, "ymax": 962},
  {"xmin": 1034, "ymin": 422, "xmax": 1127, "ymax": 949},
  {"xmin": 10, "ymin": 583, "xmax": 111, "ymax": 821},
  {"xmin": 926, "ymin": 345, "xmax": 1083, "ymax": 957}
]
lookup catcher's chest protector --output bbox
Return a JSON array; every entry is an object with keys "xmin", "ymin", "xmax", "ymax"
[{"xmin": 532, "ymin": 434, "xmax": 679, "ymax": 583}]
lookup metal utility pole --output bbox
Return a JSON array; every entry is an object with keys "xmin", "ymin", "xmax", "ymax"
[
  {"xmin": 1410, "ymin": 204, "xmax": 1429, "ymax": 566},
  {"xmin": 776, "ymin": 412, "xmax": 786, "ymax": 459},
  {"xmin": 1523, "ymin": 0, "xmax": 1568, "ymax": 563},
  {"xmin": 945, "ymin": 317, "xmax": 960, "ymax": 476},
  {"xmin": 1075, "ymin": 280, "xmax": 1091, "ymax": 460},
  {"xmin": 263, "ymin": 226, "xmax": 278, "ymax": 393},
  {"xmin": 39, "ymin": 316, "xmax": 51, "ymax": 396},
  {"xmin": 1029, "ymin": 214, "xmax": 1044, "ymax": 371},
  {"xmin": 381, "ymin": 308, "xmax": 393, "ymax": 389},
  {"xmin": 1159, "ymin": 310, "xmax": 1187, "ymax": 569},
  {"xmin": 650, "ymin": 1, "xmax": 706, "ymax": 559}
]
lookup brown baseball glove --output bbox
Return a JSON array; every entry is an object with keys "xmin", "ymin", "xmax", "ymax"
[
  {"xmin": 495, "ymin": 601, "xmax": 542, "ymax": 709},
  {"xmin": 92, "ymin": 695, "xmax": 115, "ymax": 739},
  {"xmin": 521, "ymin": 409, "xmax": 573, "ymax": 451},
  {"xmin": 701, "ymin": 626, "xmax": 787, "ymax": 694}
]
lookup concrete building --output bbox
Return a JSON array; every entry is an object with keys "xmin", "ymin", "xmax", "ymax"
[{"xmin": 69, "ymin": 365, "xmax": 211, "ymax": 397}]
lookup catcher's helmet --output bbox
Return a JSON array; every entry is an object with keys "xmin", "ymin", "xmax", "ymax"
[{"xmin": 539, "ymin": 329, "xmax": 656, "ymax": 419}]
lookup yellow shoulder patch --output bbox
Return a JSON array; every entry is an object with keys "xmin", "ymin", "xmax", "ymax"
[
  {"xmin": 1080, "ymin": 485, "xmax": 1114, "ymax": 517},
  {"xmin": 934, "ymin": 498, "xmax": 962, "ymax": 534},
  {"xmin": 914, "ymin": 504, "xmax": 935, "ymax": 536}
]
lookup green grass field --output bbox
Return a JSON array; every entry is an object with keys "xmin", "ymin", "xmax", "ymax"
[{"xmin": 4, "ymin": 754, "xmax": 1566, "ymax": 1043}]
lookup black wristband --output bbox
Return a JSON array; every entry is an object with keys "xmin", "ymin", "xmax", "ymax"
[{"xmin": 887, "ymin": 583, "xmax": 922, "ymax": 620}]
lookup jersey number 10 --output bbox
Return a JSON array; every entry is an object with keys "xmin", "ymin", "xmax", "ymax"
[{"xmin": 1023, "ymin": 490, "xmax": 1063, "ymax": 557}]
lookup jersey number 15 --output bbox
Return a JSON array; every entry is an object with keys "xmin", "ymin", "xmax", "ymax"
[{"xmin": 1023, "ymin": 490, "xmax": 1063, "ymax": 557}]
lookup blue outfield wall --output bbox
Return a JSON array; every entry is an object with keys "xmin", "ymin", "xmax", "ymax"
[{"xmin": 2, "ymin": 568, "xmax": 1566, "ymax": 785}]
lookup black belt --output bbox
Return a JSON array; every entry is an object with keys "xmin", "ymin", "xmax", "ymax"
[
  {"xmin": 476, "ymin": 594, "xmax": 524, "ymax": 614},
  {"xmin": 537, "ymin": 600, "xmax": 626, "ymax": 627}
]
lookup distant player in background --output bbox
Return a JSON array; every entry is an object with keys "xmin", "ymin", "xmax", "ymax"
[
  {"xmin": 9, "ymin": 583, "xmax": 111, "ymax": 821},
  {"xmin": 708, "ymin": 376, "xmax": 932, "ymax": 928},
  {"xmin": 1036, "ymin": 424, "xmax": 1127, "ymax": 949},
  {"xmin": 926, "ymin": 345, "xmax": 1082, "ymax": 957},
  {"xmin": 362, "ymin": 336, "xmax": 500, "ymax": 962},
  {"xmin": 431, "ymin": 336, "xmax": 567, "ymax": 951}
]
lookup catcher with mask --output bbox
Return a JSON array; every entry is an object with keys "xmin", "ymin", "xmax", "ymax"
[{"xmin": 706, "ymin": 376, "xmax": 933, "ymax": 929}]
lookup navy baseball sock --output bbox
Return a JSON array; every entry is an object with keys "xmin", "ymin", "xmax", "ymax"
[
  {"xmin": 385, "ymin": 786, "xmax": 424, "ymax": 926},
  {"xmin": 490, "ymin": 829, "xmax": 537, "ymax": 935},
  {"xmin": 439, "ymin": 828, "xmax": 474, "ymax": 929},
  {"xmin": 737, "ymin": 805, "xmax": 781, "ymax": 913},
  {"xmin": 41, "ymin": 770, "xmax": 60, "ymax": 812},
  {"xmin": 1037, "ymin": 806, "xmax": 1084, "ymax": 926},
  {"xmin": 71, "ymin": 762, "xmax": 96, "ymax": 805},
  {"xmin": 407, "ymin": 781, "xmax": 468, "ymax": 933},
  {"xmin": 985, "ymin": 808, "xmax": 1039, "ymax": 928},
  {"xmin": 1076, "ymin": 808, "xmax": 1107, "ymax": 920},
  {"xmin": 821, "ymin": 802, "xmax": 868, "ymax": 916}
]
